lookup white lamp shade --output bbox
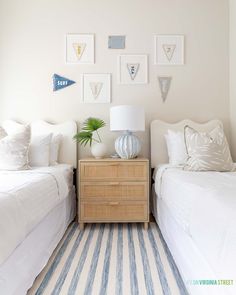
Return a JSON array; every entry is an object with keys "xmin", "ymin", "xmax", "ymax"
[{"xmin": 110, "ymin": 105, "xmax": 145, "ymax": 131}]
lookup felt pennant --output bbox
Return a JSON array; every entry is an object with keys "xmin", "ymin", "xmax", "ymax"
[
  {"xmin": 162, "ymin": 44, "xmax": 176, "ymax": 61},
  {"xmin": 89, "ymin": 82, "xmax": 103, "ymax": 99},
  {"xmin": 73, "ymin": 43, "xmax": 86, "ymax": 60},
  {"xmin": 53, "ymin": 74, "xmax": 76, "ymax": 91},
  {"xmin": 127, "ymin": 63, "xmax": 140, "ymax": 80},
  {"xmin": 158, "ymin": 76, "xmax": 172, "ymax": 102}
]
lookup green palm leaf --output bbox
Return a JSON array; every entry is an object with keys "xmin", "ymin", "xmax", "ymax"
[
  {"xmin": 73, "ymin": 131, "xmax": 93, "ymax": 147},
  {"xmin": 82, "ymin": 118, "xmax": 105, "ymax": 132}
]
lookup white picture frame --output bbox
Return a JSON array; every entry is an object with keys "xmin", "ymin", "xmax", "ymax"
[
  {"xmin": 81, "ymin": 73, "xmax": 111, "ymax": 103},
  {"xmin": 66, "ymin": 34, "xmax": 95, "ymax": 64},
  {"xmin": 154, "ymin": 35, "xmax": 184, "ymax": 65},
  {"xmin": 118, "ymin": 54, "xmax": 148, "ymax": 84}
]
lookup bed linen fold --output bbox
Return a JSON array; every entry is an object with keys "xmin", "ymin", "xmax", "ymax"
[
  {"xmin": 154, "ymin": 165, "xmax": 236, "ymax": 282},
  {"xmin": 0, "ymin": 166, "xmax": 69, "ymax": 265}
]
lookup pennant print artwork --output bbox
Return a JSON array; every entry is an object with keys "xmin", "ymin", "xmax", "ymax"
[
  {"xmin": 118, "ymin": 55, "xmax": 148, "ymax": 84},
  {"xmin": 89, "ymin": 82, "xmax": 103, "ymax": 99},
  {"xmin": 162, "ymin": 44, "xmax": 176, "ymax": 62},
  {"xmin": 53, "ymin": 74, "xmax": 76, "ymax": 91},
  {"xmin": 155, "ymin": 35, "xmax": 184, "ymax": 65},
  {"xmin": 82, "ymin": 74, "xmax": 111, "ymax": 103},
  {"xmin": 73, "ymin": 43, "xmax": 86, "ymax": 60},
  {"xmin": 66, "ymin": 34, "xmax": 94, "ymax": 64},
  {"xmin": 127, "ymin": 63, "xmax": 140, "ymax": 80},
  {"xmin": 158, "ymin": 76, "xmax": 172, "ymax": 102}
]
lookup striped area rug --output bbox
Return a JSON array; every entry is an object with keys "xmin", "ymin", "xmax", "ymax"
[{"xmin": 28, "ymin": 222, "xmax": 189, "ymax": 295}]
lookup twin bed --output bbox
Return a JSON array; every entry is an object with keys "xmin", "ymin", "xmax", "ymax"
[
  {"xmin": 0, "ymin": 120, "xmax": 77, "ymax": 295},
  {"xmin": 1, "ymin": 118, "xmax": 235, "ymax": 295},
  {"xmin": 151, "ymin": 120, "xmax": 236, "ymax": 295}
]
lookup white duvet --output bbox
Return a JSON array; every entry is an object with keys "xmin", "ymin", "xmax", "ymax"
[
  {"xmin": 0, "ymin": 166, "xmax": 69, "ymax": 265},
  {"xmin": 154, "ymin": 165, "xmax": 236, "ymax": 282}
]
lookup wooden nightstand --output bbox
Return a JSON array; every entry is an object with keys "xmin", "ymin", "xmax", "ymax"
[{"xmin": 78, "ymin": 158, "xmax": 149, "ymax": 229}]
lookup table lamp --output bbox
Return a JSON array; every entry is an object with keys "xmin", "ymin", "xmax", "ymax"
[{"xmin": 110, "ymin": 105, "xmax": 145, "ymax": 159}]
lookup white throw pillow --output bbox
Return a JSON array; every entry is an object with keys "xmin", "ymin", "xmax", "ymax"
[
  {"xmin": 29, "ymin": 134, "xmax": 52, "ymax": 167},
  {"xmin": 0, "ymin": 126, "xmax": 31, "ymax": 170},
  {"xmin": 2, "ymin": 120, "xmax": 28, "ymax": 135},
  {"xmin": 50, "ymin": 134, "xmax": 62, "ymax": 165},
  {"xmin": 165, "ymin": 130, "xmax": 188, "ymax": 165},
  {"xmin": 184, "ymin": 125, "xmax": 235, "ymax": 172}
]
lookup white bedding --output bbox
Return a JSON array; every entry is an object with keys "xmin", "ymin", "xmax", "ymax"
[
  {"xmin": 154, "ymin": 165, "xmax": 236, "ymax": 283},
  {"xmin": 0, "ymin": 164, "xmax": 72, "ymax": 265}
]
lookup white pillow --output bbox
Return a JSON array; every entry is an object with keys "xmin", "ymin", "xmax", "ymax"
[
  {"xmin": 29, "ymin": 134, "xmax": 52, "ymax": 167},
  {"xmin": 0, "ymin": 126, "xmax": 31, "ymax": 170},
  {"xmin": 2, "ymin": 120, "xmax": 27, "ymax": 135},
  {"xmin": 165, "ymin": 130, "xmax": 188, "ymax": 165},
  {"xmin": 50, "ymin": 134, "xmax": 62, "ymax": 165}
]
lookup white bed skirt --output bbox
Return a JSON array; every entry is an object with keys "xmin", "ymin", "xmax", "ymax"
[
  {"xmin": 0, "ymin": 188, "xmax": 76, "ymax": 295},
  {"xmin": 151, "ymin": 186, "xmax": 234, "ymax": 295}
]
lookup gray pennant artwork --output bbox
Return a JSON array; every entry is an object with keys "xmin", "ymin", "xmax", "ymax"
[{"xmin": 158, "ymin": 76, "xmax": 172, "ymax": 102}]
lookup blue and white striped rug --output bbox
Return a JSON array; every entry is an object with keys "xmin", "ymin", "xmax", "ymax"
[{"xmin": 28, "ymin": 222, "xmax": 189, "ymax": 295}]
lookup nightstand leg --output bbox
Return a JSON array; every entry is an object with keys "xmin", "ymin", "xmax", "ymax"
[
  {"xmin": 79, "ymin": 222, "xmax": 84, "ymax": 230},
  {"xmin": 144, "ymin": 222, "xmax": 149, "ymax": 230}
]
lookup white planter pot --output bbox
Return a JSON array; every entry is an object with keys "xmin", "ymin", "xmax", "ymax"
[{"xmin": 91, "ymin": 143, "xmax": 107, "ymax": 159}]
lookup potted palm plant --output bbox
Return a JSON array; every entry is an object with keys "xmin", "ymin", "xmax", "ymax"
[{"xmin": 73, "ymin": 117, "xmax": 107, "ymax": 158}]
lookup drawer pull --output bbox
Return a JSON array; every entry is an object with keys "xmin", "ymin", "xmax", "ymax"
[
  {"xmin": 108, "ymin": 202, "xmax": 119, "ymax": 206},
  {"xmin": 109, "ymin": 163, "xmax": 119, "ymax": 166},
  {"xmin": 109, "ymin": 182, "xmax": 120, "ymax": 185}
]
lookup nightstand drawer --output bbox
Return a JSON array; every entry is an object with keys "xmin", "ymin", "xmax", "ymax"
[
  {"xmin": 80, "ymin": 161, "xmax": 148, "ymax": 181},
  {"xmin": 80, "ymin": 182, "xmax": 148, "ymax": 200},
  {"xmin": 80, "ymin": 201, "xmax": 148, "ymax": 221}
]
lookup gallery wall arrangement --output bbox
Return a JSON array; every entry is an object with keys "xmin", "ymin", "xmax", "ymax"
[{"xmin": 52, "ymin": 34, "xmax": 185, "ymax": 103}]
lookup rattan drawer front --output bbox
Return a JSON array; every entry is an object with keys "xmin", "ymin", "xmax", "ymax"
[
  {"xmin": 80, "ymin": 201, "xmax": 148, "ymax": 221},
  {"xmin": 80, "ymin": 161, "xmax": 148, "ymax": 181},
  {"xmin": 80, "ymin": 182, "xmax": 147, "ymax": 201}
]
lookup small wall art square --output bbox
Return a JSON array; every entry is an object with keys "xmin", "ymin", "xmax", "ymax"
[
  {"xmin": 118, "ymin": 55, "xmax": 148, "ymax": 84},
  {"xmin": 155, "ymin": 35, "xmax": 184, "ymax": 65},
  {"xmin": 66, "ymin": 34, "xmax": 94, "ymax": 64},
  {"xmin": 108, "ymin": 35, "xmax": 125, "ymax": 49},
  {"xmin": 81, "ymin": 73, "xmax": 111, "ymax": 103}
]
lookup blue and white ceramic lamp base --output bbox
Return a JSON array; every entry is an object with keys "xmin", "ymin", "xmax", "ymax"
[{"xmin": 115, "ymin": 131, "xmax": 141, "ymax": 159}]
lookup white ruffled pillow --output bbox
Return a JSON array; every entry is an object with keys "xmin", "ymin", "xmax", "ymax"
[
  {"xmin": 29, "ymin": 134, "xmax": 53, "ymax": 167},
  {"xmin": 165, "ymin": 130, "xmax": 188, "ymax": 165},
  {"xmin": 0, "ymin": 126, "xmax": 31, "ymax": 170}
]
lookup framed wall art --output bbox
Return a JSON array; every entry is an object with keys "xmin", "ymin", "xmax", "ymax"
[
  {"xmin": 154, "ymin": 35, "xmax": 184, "ymax": 65},
  {"xmin": 66, "ymin": 34, "xmax": 95, "ymax": 64},
  {"xmin": 81, "ymin": 73, "xmax": 111, "ymax": 103},
  {"xmin": 118, "ymin": 54, "xmax": 148, "ymax": 84}
]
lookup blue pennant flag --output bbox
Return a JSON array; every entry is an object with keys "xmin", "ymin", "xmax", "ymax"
[{"xmin": 53, "ymin": 74, "xmax": 76, "ymax": 91}]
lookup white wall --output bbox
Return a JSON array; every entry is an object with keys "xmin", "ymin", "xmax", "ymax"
[
  {"xmin": 230, "ymin": 0, "xmax": 236, "ymax": 160},
  {"xmin": 0, "ymin": 0, "xmax": 230, "ymax": 159}
]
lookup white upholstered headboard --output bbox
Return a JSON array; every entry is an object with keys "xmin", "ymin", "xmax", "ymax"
[
  {"xmin": 150, "ymin": 119, "xmax": 222, "ymax": 168},
  {"xmin": 2, "ymin": 120, "xmax": 78, "ymax": 168}
]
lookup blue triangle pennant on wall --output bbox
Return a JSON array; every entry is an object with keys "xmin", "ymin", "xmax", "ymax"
[{"xmin": 53, "ymin": 74, "xmax": 76, "ymax": 91}]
